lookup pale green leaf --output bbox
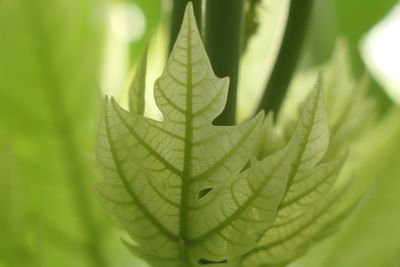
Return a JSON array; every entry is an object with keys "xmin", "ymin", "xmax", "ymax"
[
  {"xmin": 129, "ymin": 45, "xmax": 148, "ymax": 115},
  {"xmin": 256, "ymin": 112, "xmax": 285, "ymax": 159},
  {"xmin": 283, "ymin": 75, "xmax": 330, "ymax": 191},
  {"xmin": 96, "ymin": 4, "xmax": 265, "ymax": 266},
  {"xmin": 96, "ymin": 4, "xmax": 342, "ymax": 267},
  {"xmin": 241, "ymin": 181, "xmax": 355, "ymax": 267},
  {"xmin": 185, "ymin": 78, "xmax": 330, "ymax": 261},
  {"xmin": 278, "ymin": 41, "xmax": 375, "ymax": 159},
  {"xmin": 241, "ymin": 76, "xmax": 355, "ymax": 266},
  {"xmin": 323, "ymin": 41, "xmax": 375, "ymax": 158}
]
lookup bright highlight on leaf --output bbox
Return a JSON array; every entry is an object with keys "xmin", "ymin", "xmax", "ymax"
[{"xmin": 96, "ymin": 3, "xmax": 355, "ymax": 267}]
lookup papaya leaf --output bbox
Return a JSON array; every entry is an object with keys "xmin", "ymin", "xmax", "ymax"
[
  {"xmin": 256, "ymin": 112, "xmax": 285, "ymax": 159},
  {"xmin": 96, "ymin": 3, "xmax": 341, "ymax": 267},
  {"xmin": 241, "ymin": 180, "xmax": 357, "ymax": 267},
  {"xmin": 96, "ymin": 4, "xmax": 265, "ymax": 266},
  {"xmin": 323, "ymin": 41, "xmax": 375, "ymax": 158},
  {"xmin": 241, "ymin": 76, "xmax": 357, "ymax": 266},
  {"xmin": 129, "ymin": 45, "xmax": 148, "ymax": 115}
]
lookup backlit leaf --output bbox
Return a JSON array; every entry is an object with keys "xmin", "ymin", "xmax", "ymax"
[{"xmin": 96, "ymin": 4, "xmax": 345, "ymax": 267}]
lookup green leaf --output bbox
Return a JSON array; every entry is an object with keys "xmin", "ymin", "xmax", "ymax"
[
  {"xmin": 0, "ymin": 0, "xmax": 109, "ymax": 266},
  {"xmin": 241, "ymin": 76, "xmax": 356, "ymax": 266},
  {"xmin": 276, "ymin": 40, "xmax": 375, "ymax": 160},
  {"xmin": 129, "ymin": 45, "xmax": 148, "ymax": 115},
  {"xmin": 256, "ymin": 112, "xmax": 285, "ymax": 159},
  {"xmin": 294, "ymin": 107, "xmax": 400, "ymax": 267},
  {"xmin": 96, "ymin": 4, "xmax": 265, "ymax": 266},
  {"xmin": 96, "ymin": 4, "xmax": 340, "ymax": 267},
  {"xmin": 322, "ymin": 41, "xmax": 375, "ymax": 158},
  {"xmin": 0, "ymin": 141, "xmax": 40, "ymax": 267},
  {"xmin": 242, "ymin": 181, "xmax": 356, "ymax": 267}
]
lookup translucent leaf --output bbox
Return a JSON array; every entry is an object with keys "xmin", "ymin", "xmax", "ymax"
[
  {"xmin": 96, "ymin": 4, "xmax": 265, "ymax": 265},
  {"xmin": 241, "ymin": 181, "xmax": 356, "ymax": 267},
  {"xmin": 323, "ymin": 41, "xmax": 375, "ymax": 152},
  {"xmin": 185, "ymin": 77, "xmax": 330, "ymax": 262},
  {"xmin": 241, "ymin": 76, "xmax": 354, "ymax": 266},
  {"xmin": 129, "ymin": 45, "xmax": 148, "ymax": 115},
  {"xmin": 256, "ymin": 112, "xmax": 285, "ymax": 159},
  {"xmin": 96, "ymin": 4, "xmax": 340, "ymax": 267},
  {"xmin": 276, "ymin": 40, "xmax": 375, "ymax": 160}
]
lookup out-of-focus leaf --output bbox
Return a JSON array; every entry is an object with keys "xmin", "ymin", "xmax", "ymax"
[
  {"xmin": 278, "ymin": 41, "xmax": 375, "ymax": 157},
  {"xmin": 242, "ymin": 180, "xmax": 356, "ymax": 267},
  {"xmin": 129, "ymin": 45, "xmax": 148, "ymax": 115},
  {"xmin": 0, "ymin": 0, "xmax": 112, "ymax": 266},
  {"xmin": 243, "ymin": 77, "xmax": 358, "ymax": 266},
  {"xmin": 291, "ymin": 107, "xmax": 400, "ymax": 267},
  {"xmin": 322, "ymin": 41, "xmax": 375, "ymax": 157},
  {"xmin": 256, "ymin": 112, "xmax": 285, "ymax": 159},
  {"xmin": 0, "ymin": 141, "xmax": 40, "ymax": 267}
]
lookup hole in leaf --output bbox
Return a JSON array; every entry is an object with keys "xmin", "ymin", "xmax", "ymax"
[
  {"xmin": 198, "ymin": 258, "xmax": 228, "ymax": 265},
  {"xmin": 197, "ymin": 188, "xmax": 213, "ymax": 199}
]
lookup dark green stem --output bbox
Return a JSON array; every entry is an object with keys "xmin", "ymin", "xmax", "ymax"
[
  {"xmin": 205, "ymin": 0, "xmax": 245, "ymax": 125},
  {"xmin": 170, "ymin": 0, "xmax": 202, "ymax": 51},
  {"xmin": 256, "ymin": 0, "xmax": 315, "ymax": 118}
]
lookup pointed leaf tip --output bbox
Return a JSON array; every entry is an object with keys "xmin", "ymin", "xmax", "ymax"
[{"xmin": 96, "ymin": 3, "xmax": 266, "ymax": 264}]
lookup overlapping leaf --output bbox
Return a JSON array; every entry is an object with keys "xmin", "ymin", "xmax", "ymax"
[
  {"xmin": 96, "ymin": 4, "xmax": 349, "ymax": 267},
  {"xmin": 128, "ymin": 44, "xmax": 148, "ymax": 115},
  {"xmin": 241, "ymin": 76, "xmax": 356, "ymax": 267},
  {"xmin": 96, "ymin": 4, "xmax": 266, "ymax": 266},
  {"xmin": 242, "ymin": 182, "xmax": 356, "ymax": 267}
]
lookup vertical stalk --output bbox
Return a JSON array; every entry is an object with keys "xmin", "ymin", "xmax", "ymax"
[
  {"xmin": 170, "ymin": 0, "xmax": 202, "ymax": 51},
  {"xmin": 256, "ymin": 0, "xmax": 315, "ymax": 118},
  {"xmin": 205, "ymin": 0, "xmax": 245, "ymax": 125}
]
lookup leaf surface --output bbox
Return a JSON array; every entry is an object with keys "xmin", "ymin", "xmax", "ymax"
[
  {"xmin": 242, "ymin": 77, "xmax": 355, "ymax": 266},
  {"xmin": 129, "ymin": 45, "xmax": 148, "ymax": 115},
  {"xmin": 96, "ymin": 4, "xmax": 345, "ymax": 267},
  {"xmin": 242, "ymin": 181, "xmax": 356, "ymax": 267},
  {"xmin": 96, "ymin": 4, "xmax": 267, "ymax": 266}
]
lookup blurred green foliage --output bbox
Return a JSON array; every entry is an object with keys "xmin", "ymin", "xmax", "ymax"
[
  {"xmin": 0, "ymin": 0, "xmax": 157, "ymax": 266},
  {"xmin": 126, "ymin": 0, "xmax": 161, "ymax": 65},
  {"xmin": 0, "ymin": 0, "xmax": 107, "ymax": 266},
  {"xmin": 0, "ymin": 0, "xmax": 399, "ymax": 266},
  {"xmin": 292, "ymin": 107, "xmax": 400, "ymax": 267}
]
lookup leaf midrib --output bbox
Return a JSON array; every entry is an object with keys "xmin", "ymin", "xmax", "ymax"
[
  {"xmin": 179, "ymin": 10, "xmax": 194, "ymax": 264},
  {"xmin": 284, "ymin": 83, "xmax": 323, "ymax": 195}
]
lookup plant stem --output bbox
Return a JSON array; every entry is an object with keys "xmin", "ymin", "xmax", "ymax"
[
  {"xmin": 170, "ymin": 0, "xmax": 202, "ymax": 51},
  {"xmin": 205, "ymin": 0, "xmax": 245, "ymax": 125},
  {"xmin": 256, "ymin": 0, "xmax": 315, "ymax": 118}
]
